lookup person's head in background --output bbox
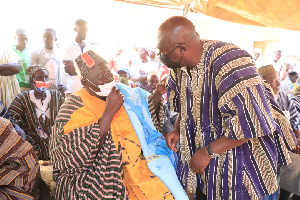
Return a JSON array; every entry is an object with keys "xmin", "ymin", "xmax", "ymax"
[
  {"xmin": 43, "ymin": 28, "xmax": 57, "ymax": 49},
  {"xmin": 15, "ymin": 28, "xmax": 28, "ymax": 51},
  {"xmin": 117, "ymin": 68, "xmax": 130, "ymax": 85},
  {"xmin": 74, "ymin": 19, "xmax": 88, "ymax": 43},
  {"xmin": 273, "ymin": 50, "xmax": 282, "ymax": 63},
  {"xmin": 27, "ymin": 65, "xmax": 49, "ymax": 95},
  {"xmin": 289, "ymin": 71, "xmax": 299, "ymax": 83},
  {"xmin": 147, "ymin": 71, "xmax": 159, "ymax": 93},
  {"xmin": 139, "ymin": 47, "xmax": 149, "ymax": 63},
  {"xmin": 253, "ymin": 48, "xmax": 261, "ymax": 61},
  {"xmin": 258, "ymin": 65, "xmax": 280, "ymax": 96}
]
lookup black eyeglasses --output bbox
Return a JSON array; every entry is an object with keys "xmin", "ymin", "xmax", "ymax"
[{"xmin": 156, "ymin": 44, "xmax": 182, "ymax": 57}]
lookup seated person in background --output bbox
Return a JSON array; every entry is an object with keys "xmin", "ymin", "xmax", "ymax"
[
  {"xmin": 9, "ymin": 65, "xmax": 64, "ymax": 161},
  {"xmin": 50, "ymin": 50, "xmax": 188, "ymax": 200},
  {"xmin": 281, "ymin": 71, "xmax": 299, "ymax": 95},
  {"xmin": 147, "ymin": 71, "xmax": 159, "ymax": 93},
  {"xmin": 0, "ymin": 48, "xmax": 21, "ymax": 108},
  {"xmin": 0, "ymin": 117, "xmax": 39, "ymax": 200},
  {"xmin": 258, "ymin": 65, "xmax": 300, "ymax": 200},
  {"xmin": 117, "ymin": 68, "xmax": 137, "ymax": 88}
]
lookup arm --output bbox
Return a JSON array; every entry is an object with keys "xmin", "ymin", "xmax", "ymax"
[{"xmin": 0, "ymin": 62, "xmax": 21, "ymax": 76}]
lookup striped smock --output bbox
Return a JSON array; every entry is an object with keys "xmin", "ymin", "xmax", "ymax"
[{"xmin": 166, "ymin": 40, "xmax": 296, "ymax": 200}]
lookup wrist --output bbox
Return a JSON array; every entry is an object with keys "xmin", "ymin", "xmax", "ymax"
[{"xmin": 205, "ymin": 143, "xmax": 219, "ymax": 159}]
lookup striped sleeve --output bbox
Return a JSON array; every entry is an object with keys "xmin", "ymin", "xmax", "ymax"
[
  {"xmin": 148, "ymin": 94, "xmax": 164, "ymax": 132},
  {"xmin": 166, "ymin": 68, "xmax": 180, "ymax": 113},
  {"xmin": 50, "ymin": 95, "xmax": 101, "ymax": 173},
  {"xmin": 288, "ymin": 99, "xmax": 300, "ymax": 131},
  {"xmin": 0, "ymin": 117, "xmax": 39, "ymax": 200},
  {"xmin": 214, "ymin": 43, "xmax": 278, "ymax": 140}
]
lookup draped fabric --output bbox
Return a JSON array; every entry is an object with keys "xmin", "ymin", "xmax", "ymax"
[
  {"xmin": 0, "ymin": 117, "xmax": 39, "ymax": 200},
  {"xmin": 9, "ymin": 90, "xmax": 64, "ymax": 160},
  {"xmin": 166, "ymin": 40, "xmax": 296, "ymax": 200},
  {"xmin": 50, "ymin": 87, "xmax": 187, "ymax": 199},
  {"xmin": 115, "ymin": 0, "xmax": 300, "ymax": 31}
]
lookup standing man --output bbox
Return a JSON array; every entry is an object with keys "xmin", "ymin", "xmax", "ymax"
[
  {"xmin": 62, "ymin": 19, "xmax": 93, "ymax": 96},
  {"xmin": 156, "ymin": 16, "xmax": 296, "ymax": 200},
  {"xmin": 0, "ymin": 49, "xmax": 21, "ymax": 108},
  {"xmin": 30, "ymin": 28, "xmax": 62, "ymax": 90},
  {"xmin": 13, "ymin": 28, "xmax": 31, "ymax": 91}
]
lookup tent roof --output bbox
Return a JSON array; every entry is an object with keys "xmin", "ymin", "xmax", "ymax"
[{"xmin": 114, "ymin": 0, "xmax": 300, "ymax": 31}]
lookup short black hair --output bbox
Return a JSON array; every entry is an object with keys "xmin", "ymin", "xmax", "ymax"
[
  {"xmin": 75, "ymin": 19, "xmax": 87, "ymax": 26},
  {"xmin": 44, "ymin": 28, "xmax": 56, "ymax": 36}
]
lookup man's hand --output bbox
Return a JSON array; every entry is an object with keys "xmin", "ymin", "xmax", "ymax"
[
  {"xmin": 103, "ymin": 86, "xmax": 124, "ymax": 120},
  {"xmin": 166, "ymin": 129, "xmax": 180, "ymax": 152},
  {"xmin": 63, "ymin": 60, "xmax": 77, "ymax": 76},
  {"xmin": 57, "ymin": 84, "xmax": 67, "ymax": 96},
  {"xmin": 189, "ymin": 147, "xmax": 211, "ymax": 174},
  {"xmin": 156, "ymin": 76, "xmax": 167, "ymax": 95}
]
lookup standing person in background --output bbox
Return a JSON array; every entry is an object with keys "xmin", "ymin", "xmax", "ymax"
[
  {"xmin": 272, "ymin": 50, "xmax": 283, "ymax": 72},
  {"xmin": 62, "ymin": 19, "xmax": 93, "ymax": 96},
  {"xmin": 30, "ymin": 28, "xmax": 62, "ymax": 91},
  {"xmin": 156, "ymin": 16, "xmax": 296, "ymax": 200},
  {"xmin": 13, "ymin": 28, "xmax": 31, "ymax": 91},
  {"xmin": 0, "ymin": 48, "xmax": 21, "ymax": 108}
]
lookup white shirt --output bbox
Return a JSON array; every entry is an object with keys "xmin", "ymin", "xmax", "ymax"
[{"xmin": 62, "ymin": 41, "xmax": 94, "ymax": 94}]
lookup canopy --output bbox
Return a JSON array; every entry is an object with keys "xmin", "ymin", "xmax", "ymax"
[{"xmin": 114, "ymin": 0, "xmax": 300, "ymax": 31}]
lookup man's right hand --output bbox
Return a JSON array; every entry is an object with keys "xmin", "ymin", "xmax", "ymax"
[
  {"xmin": 104, "ymin": 86, "xmax": 124, "ymax": 118},
  {"xmin": 166, "ymin": 129, "xmax": 180, "ymax": 152},
  {"xmin": 63, "ymin": 60, "xmax": 77, "ymax": 76}
]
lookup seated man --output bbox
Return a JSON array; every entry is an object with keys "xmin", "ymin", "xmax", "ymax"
[
  {"xmin": 50, "ymin": 50, "xmax": 188, "ymax": 199},
  {"xmin": 9, "ymin": 65, "xmax": 64, "ymax": 161},
  {"xmin": 258, "ymin": 65, "xmax": 300, "ymax": 199},
  {"xmin": 0, "ymin": 117, "xmax": 39, "ymax": 199}
]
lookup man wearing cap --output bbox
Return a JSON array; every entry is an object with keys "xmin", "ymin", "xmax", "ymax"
[
  {"xmin": 281, "ymin": 71, "xmax": 299, "ymax": 94},
  {"xmin": 258, "ymin": 64, "xmax": 300, "ymax": 200},
  {"xmin": 50, "ymin": 50, "xmax": 188, "ymax": 200},
  {"xmin": 9, "ymin": 65, "xmax": 64, "ymax": 161}
]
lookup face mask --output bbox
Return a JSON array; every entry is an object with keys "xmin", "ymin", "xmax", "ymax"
[
  {"xmin": 119, "ymin": 77, "xmax": 129, "ymax": 85},
  {"xmin": 87, "ymin": 79, "xmax": 115, "ymax": 97},
  {"xmin": 160, "ymin": 54, "xmax": 183, "ymax": 69},
  {"xmin": 34, "ymin": 81, "xmax": 50, "ymax": 92}
]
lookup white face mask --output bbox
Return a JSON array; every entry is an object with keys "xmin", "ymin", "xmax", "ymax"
[{"xmin": 87, "ymin": 79, "xmax": 115, "ymax": 97}]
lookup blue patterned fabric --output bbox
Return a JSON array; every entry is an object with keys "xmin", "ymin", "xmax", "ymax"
[{"xmin": 116, "ymin": 83, "xmax": 188, "ymax": 200}]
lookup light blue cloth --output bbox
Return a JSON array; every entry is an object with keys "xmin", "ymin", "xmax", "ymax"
[{"xmin": 116, "ymin": 83, "xmax": 188, "ymax": 200}]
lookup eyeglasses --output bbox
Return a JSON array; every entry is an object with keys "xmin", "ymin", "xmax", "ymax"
[{"xmin": 156, "ymin": 44, "xmax": 182, "ymax": 57}]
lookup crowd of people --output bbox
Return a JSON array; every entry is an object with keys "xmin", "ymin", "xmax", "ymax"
[{"xmin": 0, "ymin": 16, "xmax": 299, "ymax": 200}]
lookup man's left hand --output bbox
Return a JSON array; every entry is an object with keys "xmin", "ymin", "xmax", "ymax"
[
  {"xmin": 156, "ymin": 76, "xmax": 167, "ymax": 95},
  {"xmin": 189, "ymin": 147, "xmax": 211, "ymax": 174}
]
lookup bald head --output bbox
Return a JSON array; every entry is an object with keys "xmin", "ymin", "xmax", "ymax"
[{"xmin": 157, "ymin": 16, "xmax": 197, "ymax": 45}]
